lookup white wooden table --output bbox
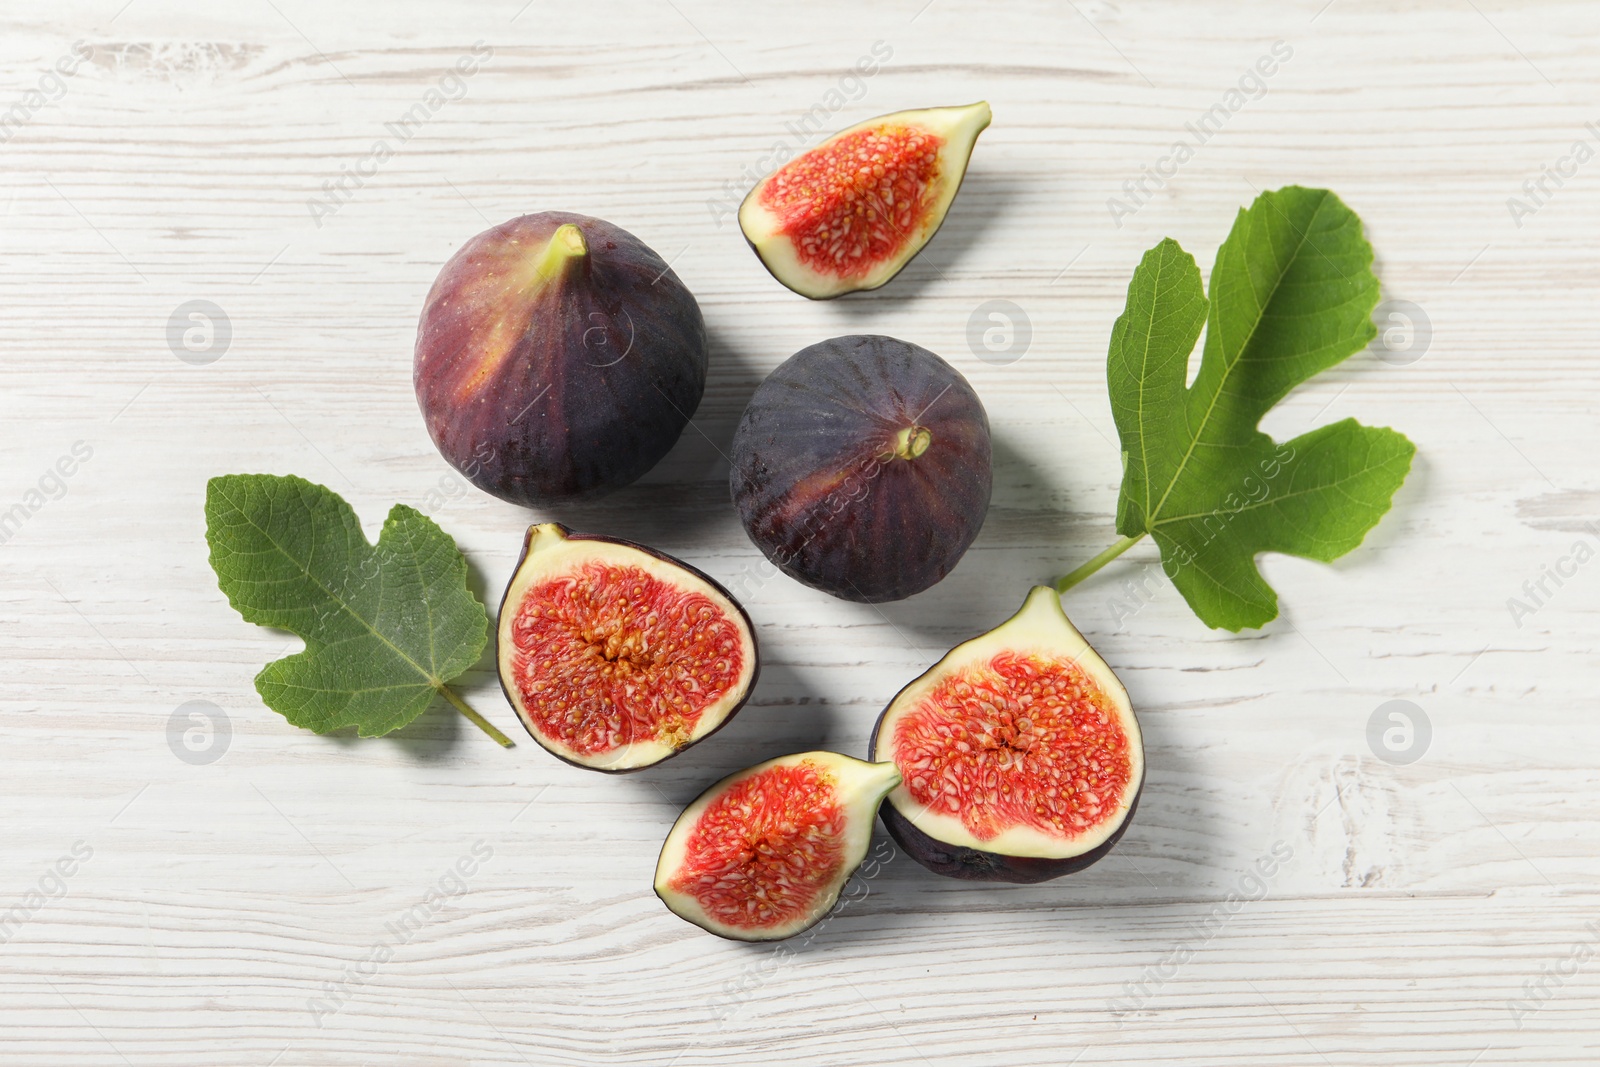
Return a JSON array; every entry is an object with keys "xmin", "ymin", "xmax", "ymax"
[{"xmin": 3, "ymin": 0, "xmax": 1597, "ymax": 1063}]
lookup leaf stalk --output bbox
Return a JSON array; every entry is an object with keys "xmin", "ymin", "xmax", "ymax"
[
  {"xmin": 437, "ymin": 684, "xmax": 515, "ymax": 748},
  {"xmin": 1055, "ymin": 534, "xmax": 1145, "ymax": 594}
]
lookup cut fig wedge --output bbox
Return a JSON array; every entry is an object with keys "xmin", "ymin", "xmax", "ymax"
[
  {"xmin": 497, "ymin": 523, "xmax": 758, "ymax": 772},
  {"xmin": 739, "ymin": 102, "xmax": 991, "ymax": 299},
  {"xmin": 870, "ymin": 586, "xmax": 1143, "ymax": 882},
  {"xmin": 655, "ymin": 752, "xmax": 901, "ymax": 941}
]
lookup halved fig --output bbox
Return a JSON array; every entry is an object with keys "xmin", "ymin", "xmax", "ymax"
[
  {"xmin": 496, "ymin": 523, "xmax": 758, "ymax": 772},
  {"xmin": 655, "ymin": 752, "xmax": 900, "ymax": 941},
  {"xmin": 739, "ymin": 102, "xmax": 991, "ymax": 299},
  {"xmin": 870, "ymin": 586, "xmax": 1143, "ymax": 882}
]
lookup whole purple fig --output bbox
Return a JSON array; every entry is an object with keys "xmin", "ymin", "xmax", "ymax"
[
  {"xmin": 414, "ymin": 212, "xmax": 707, "ymax": 507},
  {"xmin": 730, "ymin": 334, "xmax": 992, "ymax": 602}
]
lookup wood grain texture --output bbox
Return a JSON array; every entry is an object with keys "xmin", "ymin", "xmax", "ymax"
[{"xmin": 2, "ymin": 0, "xmax": 1599, "ymax": 1062}]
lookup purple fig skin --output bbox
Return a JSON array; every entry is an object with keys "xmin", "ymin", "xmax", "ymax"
[
  {"xmin": 867, "ymin": 676, "xmax": 1143, "ymax": 884},
  {"xmin": 875, "ymin": 785, "xmax": 1142, "ymax": 883},
  {"xmin": 729, "ymin": 335, "xmax": 991, "ymax": 603},
  {"xmin": 496, "ymin": 524, "xmax": 759, "ymax": 774},
  {"xmin": 415, "ymin": 213, "xmax": 707, "ymax": 507}
]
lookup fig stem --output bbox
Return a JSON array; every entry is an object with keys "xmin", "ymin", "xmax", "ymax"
[
  {"xmin": 1054, "ymin": 534, "xmax": 1145, "ymax": 594},
  {"xmin": 531, "ymin": 222, "xmax": 588, "ymax": 282},
  {"xmin": 436, "ymin": 683, "xmax": 515, "ymax": 748},
  {"xmin": 890, "ymin": 425, "xmax": 932, "ymax": 460}
]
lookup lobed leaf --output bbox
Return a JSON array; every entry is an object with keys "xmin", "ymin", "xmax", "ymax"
[
  {"xmin": 1107, "ymin": 187, "xmax": 1415, "ymax": 630},
  {"xmin": 205, "ymin": 474, "xmax": 490, "ymax": 737}
]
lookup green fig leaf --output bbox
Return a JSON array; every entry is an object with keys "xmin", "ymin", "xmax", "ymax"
[
  {"xmin": 205, "ymin": 474, "xmax": 509, "ymax": 743},
  {"xmin": 1105, "ymin": 186, "xmax": 1416, "ymax": 631}
]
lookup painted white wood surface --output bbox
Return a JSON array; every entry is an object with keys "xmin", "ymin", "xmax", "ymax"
[{"xmin": 2, "ymin": 0, "xmax": 1598, "ymax": 1063}]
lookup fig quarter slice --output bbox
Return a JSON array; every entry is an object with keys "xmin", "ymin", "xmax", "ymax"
[
  {"xmin": 655, "ymin": 752, "xmax": 901, "ymax": 941},
  {"xmin": 870, "ymin": 586, "xmax": 1144, "ymax": 882},
  {"xmin": 496, "ymin": 523, "xmax": 758, "ymax": 772},
  {"xmin": 739, "ymin": 102, "xmax": 991, "ymax": 299}
]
